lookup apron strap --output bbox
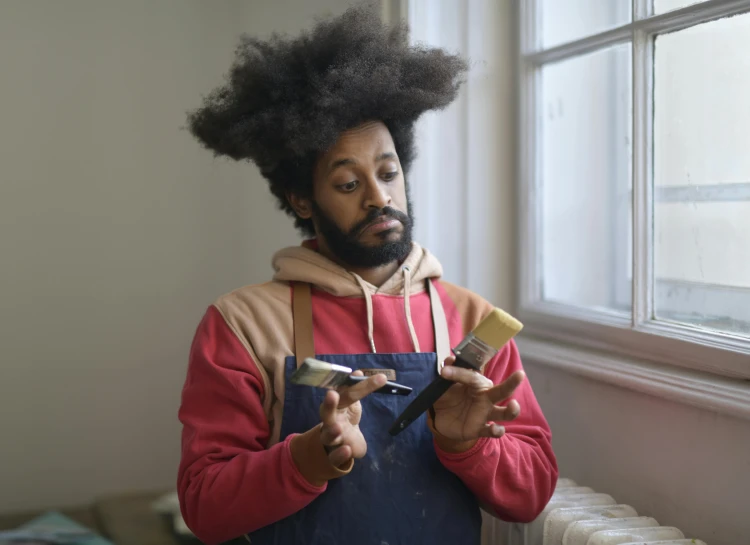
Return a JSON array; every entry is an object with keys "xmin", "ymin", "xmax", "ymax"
[
  {"xmin": 292, "ymin": 282, "xmax": 315, "ymax": 368},
  {"xmin": 428, "ymin": 279, "xmax": 451, "ymax": 374},
  {"xmin": 292, "ymin": 279, "xmax": 451, "ymax": 373}
]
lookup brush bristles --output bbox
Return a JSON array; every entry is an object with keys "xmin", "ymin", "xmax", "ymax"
[
  {"xmin": 293, "ymin": 364, "xmax": 335, "ymax": 387},
  {"xmin": 471, "ymin": 308, "xmax": 523, "ymax": 350},
  {"xmin": 292, "ymin": 359, "xmax": 352, "ymax": 388}
]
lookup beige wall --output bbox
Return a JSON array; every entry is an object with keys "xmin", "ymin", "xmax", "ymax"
[{"xmin": 0, "ymin": 0, "xmax": 354, "ymax": 512}]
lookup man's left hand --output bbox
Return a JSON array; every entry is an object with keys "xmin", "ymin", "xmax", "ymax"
[{"xmin": 430, "ymin": 356, "xmax": 525, "ymax": 448}]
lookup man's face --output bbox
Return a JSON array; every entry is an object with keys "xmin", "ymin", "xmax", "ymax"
[{"xmin": 304, "ymin": 121, "xmax": 413, "ymax": 268}]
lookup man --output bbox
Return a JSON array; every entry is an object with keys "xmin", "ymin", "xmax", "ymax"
[{"xmin": 177, "ymin": 5, "xmax": 557, "ymax": 545}]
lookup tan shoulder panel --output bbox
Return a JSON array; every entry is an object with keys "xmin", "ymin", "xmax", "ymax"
[
  {"xmin": 213, "ymin": 281, "xmax": 293, "ymax": 432},
  {"xmin": 438, "ymin": 281, "xmax": 495, "ymax": 337}
]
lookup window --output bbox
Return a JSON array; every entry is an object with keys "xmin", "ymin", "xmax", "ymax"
[{"xmin": 518, "ymin": 0, "xmax": 750, "ymax": 379}]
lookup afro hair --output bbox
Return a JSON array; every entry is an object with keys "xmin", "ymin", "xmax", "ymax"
[{"xmin": 187, "ymin": 2, "xmax": 467, "ymax": 236}]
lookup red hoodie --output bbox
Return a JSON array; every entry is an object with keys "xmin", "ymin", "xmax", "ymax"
[{"xmin": 177, "ymin": 242, "xmax": 557, "ymax": 544}]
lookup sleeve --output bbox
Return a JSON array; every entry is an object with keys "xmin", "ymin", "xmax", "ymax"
[
  {"xmin": 177, "ymin": 305, "xmax": 327, "ymax": 545},
  {"xmin": 432, "ymin": 339, "xmax": 558, "ymax": 523}
]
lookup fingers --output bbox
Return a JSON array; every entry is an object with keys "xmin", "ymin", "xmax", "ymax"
[
  {"xmin": 328, "ymin": 444, "xmax": 353, "ymax": 467},
  {"xmin": 440, "ymin": 365, "xmax": 493, "ymax": 390},
  {"xmin": 319, "ymin": 389, "xmax": 340, "ymax": 427},
  {"xmin": 478, "ymin": 422, "xmax": 506, "ymax": 438},
  {"xmin": 337, "ymin": 373, "xmax": 388, "ymax": 408},
  {"xmin": 488, "ymin": 399, "xmax": 521, "ymax": 422},
  {"xmin": 319, "ymin": 390, "xmax": 355, "ymax": 466},
  {"xmin": 487, "ymin": 370, "xmax": 525, "ymax": 404},
  {"xmin": 319, "ymin": 374, "xmax": 374, "ymax": 468},
  {"xmin": 319, "ymin": 419, "xmax": 343, "ymax": 447}
]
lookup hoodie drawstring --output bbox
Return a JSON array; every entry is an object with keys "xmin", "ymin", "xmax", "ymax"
[
  {"xmin": 352, "ymin": 273, "xmax": 378, "ymax": 353},
  {"xmin": 351, "ymin": 267, "xmax": 421, "ymax": 354},
  {"xmin": 402, "ymin": 266, "xmax": 421, "ymax": 353}
]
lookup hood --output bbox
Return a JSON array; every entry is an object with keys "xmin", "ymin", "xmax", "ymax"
[
  {"xmin": 271, "ymin": 240, "xmax": 445, "ymax": 354},
  {"xmin": 271, "ymin": 241, "xmax": 443, "ymax": 297}
]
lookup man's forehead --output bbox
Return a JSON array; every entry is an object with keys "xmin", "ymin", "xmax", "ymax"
[
  {"xmin": 322, "ymin": 123, "xmax": 397, "ymax": 170},
  {"xmin": 329, "ymin": 152, "xmax": 396, "ymax": 171}
]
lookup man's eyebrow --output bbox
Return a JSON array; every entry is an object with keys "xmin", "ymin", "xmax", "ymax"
[
  {"xmin": 328, "ymin": 153, "xmax": 396, "ymax": 173},
  {"xmin": 376, "ymin": 152, "xmax": 396, "ymax": 162},
  {"xmin": 329, "ymin": 158, "xmax": 356, "ymax": 173}
]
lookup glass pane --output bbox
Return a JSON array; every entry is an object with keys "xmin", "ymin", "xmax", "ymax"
[
  {"xmin": 541, "ymin": 0, "xmax": 631, "ymax": 49},
  {"xmin": 540, "ymin": 45, "xmax": 633, "ymax": 313},
  {"xmin": 653, "ymin": 0, "xmax": 708, "ymax": 16},
  {"xmin": 653, "ymin": 14, "xmax": 750, "ymax": 337}
]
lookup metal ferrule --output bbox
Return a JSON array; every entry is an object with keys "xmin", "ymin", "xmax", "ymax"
[
  {"xmin": 318, "ymin": 363, "xmax": 353, "ymax": 388},
  {"xmin": 452, "ymin": 334, "xmax": 498, "ymax": 370}
]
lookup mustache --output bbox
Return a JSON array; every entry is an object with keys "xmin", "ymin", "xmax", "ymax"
[{"xmin": 351, "ymin": 207, "xmax": 410, "ymax": 236}]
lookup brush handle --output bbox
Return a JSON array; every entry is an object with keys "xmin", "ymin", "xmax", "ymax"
[
  {"xmin": 388, "ymin": 357, "xmax": 474, "ymax": 436},
  {"xmin": 345, "ymin": 375, "xmax": 413, "ymax": 396}
]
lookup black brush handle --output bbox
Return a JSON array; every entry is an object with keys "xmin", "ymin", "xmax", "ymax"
[
  {"xmin": 388, "ymin": 357, "xmax": 474, "ymax": 436},
  {"xmin": 345, "ymin": 375, "xmax": 413, "ymax": 396}
]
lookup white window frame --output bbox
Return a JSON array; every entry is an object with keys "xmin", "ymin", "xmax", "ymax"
[{"xmin": 518, "ymin": 0, "xmax": 750, "ymax": 380}]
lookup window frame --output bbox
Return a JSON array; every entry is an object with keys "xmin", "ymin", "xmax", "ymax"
[{"xmin": 517, "ymin": 0, "xmax": 750, "ymax": 380}]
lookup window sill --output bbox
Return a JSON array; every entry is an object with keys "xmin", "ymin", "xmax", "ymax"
[
  {"xmin": 518, "ymin": 302, "xmax": 750, "ymax": 380},
  {"xmin": 516, "ymin": 334, "xmax": 750, "ymax": 422}
]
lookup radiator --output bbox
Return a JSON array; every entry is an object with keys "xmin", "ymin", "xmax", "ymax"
[{"xmin": 506, "ymin": 477, "xmax": 708, "ymax": 545}]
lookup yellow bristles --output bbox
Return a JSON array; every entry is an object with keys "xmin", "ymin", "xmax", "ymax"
[{"xmin": 471, "ymin": 308, "xmax": 523, "ymax": 350}]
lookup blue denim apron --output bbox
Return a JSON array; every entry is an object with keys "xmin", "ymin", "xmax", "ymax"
[{"xmin": 246, "ymin": 281, "xmax": 482, "ymax": 545}]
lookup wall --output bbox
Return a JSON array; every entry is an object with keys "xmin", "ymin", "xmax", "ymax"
[
  {"xmin": 524, "ymin": 361, "xmax": 750, "ymax": 545},
  {"xmin": 406, "ymin": 0, "xmax": 516, "ymax": 311},
  {"xmin": 0, "ymin": 0, "xmax": 354, "ymax": 512}
]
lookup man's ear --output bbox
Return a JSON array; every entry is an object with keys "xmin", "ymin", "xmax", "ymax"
[{"xmin": 286, "ymin": 191, "xmax": 313, "ymax": 219}]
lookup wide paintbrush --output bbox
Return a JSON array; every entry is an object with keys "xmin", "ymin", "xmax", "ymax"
[
  {"xmin": 388, "ymin": 308, "xmax": 523, "ymax": 436},
  {"xmin": 290, "ymin": 358, "xmax": 413, "ymax": 396}
]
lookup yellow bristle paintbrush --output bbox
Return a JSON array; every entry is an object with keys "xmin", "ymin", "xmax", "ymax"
[{"xmin": 388, "ymin": 308, "xmax": 523, "ymax": 436}]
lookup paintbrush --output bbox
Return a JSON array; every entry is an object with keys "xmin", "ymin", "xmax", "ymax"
[
  {"xmin": 290, "ymin": 358, "xmax": 413, "ymax": 396},
  {"xmin": 388, "ymin": 308, "xmax": 523, "ymax": 436}
]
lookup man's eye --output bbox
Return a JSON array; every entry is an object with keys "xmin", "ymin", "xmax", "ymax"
[
  {"xmin": 339, "ymin": 181, "xmax": 359, "ymax": 192},
  {"xmin": 382, "ymin": 171, "xmax": 399, "ymax": 182}
]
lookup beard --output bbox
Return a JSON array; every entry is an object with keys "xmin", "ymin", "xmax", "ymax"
[{"xmin": 312, "ymin": 201, "xmax": 414, "ymax": 268}]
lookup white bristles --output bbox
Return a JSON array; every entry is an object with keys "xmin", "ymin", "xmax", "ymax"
[{"xmin": 290, "ymin": 358, "xmax": 353, "ymax": 388}]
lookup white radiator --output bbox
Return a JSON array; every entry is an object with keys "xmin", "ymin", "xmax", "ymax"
[{"xmin": 507, "ymin": 477, "xmax": 708, "ymax": 545}]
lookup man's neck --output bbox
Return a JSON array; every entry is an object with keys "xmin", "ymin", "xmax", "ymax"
[
  {"xmin": 347, "ymin": 262, "xmax": 401, "ymax": 288},
  {"xmin": 314, "ymin": 240, "xmax": 400, "ymax": 288}
]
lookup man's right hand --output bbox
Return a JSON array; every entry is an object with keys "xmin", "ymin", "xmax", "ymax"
[
  {"xmin": 290, "ymin": 371, "xmax": 387, "ymax": 487},
  {"xmin": 319, "ymin": 370, "xmax": 387, "ymax": 467}
]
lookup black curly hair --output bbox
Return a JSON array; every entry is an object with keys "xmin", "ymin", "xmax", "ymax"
[{"xmin": 187, "ymin": 2, "xmax": 467, "ymax": 236}]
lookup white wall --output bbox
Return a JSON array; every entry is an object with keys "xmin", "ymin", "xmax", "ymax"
[
  {"xmin": 0, "ymin": 0, "xmax": 354, "ymax": 512},
  {"xmin": 406, "ymin": 0, "xmax": 516, "ymax": 312},
  {"xmin": 524, "ymin": 361, "xmax": 750, "ymax": 545}
]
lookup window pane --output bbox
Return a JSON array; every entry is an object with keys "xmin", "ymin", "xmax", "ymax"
[
  {"xmin": 540, "ymin": 45, "xmax": 632, "ymax": 313},
  {"xmin": 541, "ymin": 0, "xmax": 631, "ymax": 49},
  {"xmin": 653, "ymin": 14, "xmax": 750, "ymax": 337},
  {"xmin": 653, "ymin": 0, "xmax": 708, "ymax": 16}
]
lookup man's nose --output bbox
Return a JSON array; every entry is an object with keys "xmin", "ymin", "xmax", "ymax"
[{"xmin": 364, "ymin": 178, "xmax": 391, "ymax": 209}]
